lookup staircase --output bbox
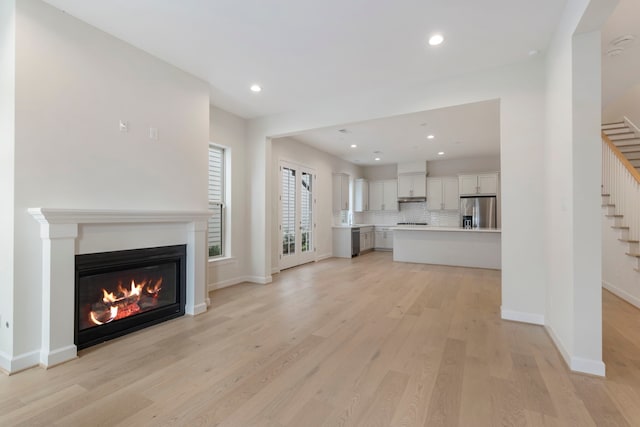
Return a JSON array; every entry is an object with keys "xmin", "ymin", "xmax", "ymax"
[
  {"xmin": 602, "ymin": 119, "xmax": 640, "ymax": 271},
  {"xmin": 602, "ymin": 121, "xmax": 640, "ymax": 172}
]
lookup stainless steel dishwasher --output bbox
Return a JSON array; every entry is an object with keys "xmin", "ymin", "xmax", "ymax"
[{"xmin": 351, "ymin": 227, "xmax": 360, "ymax": 257}]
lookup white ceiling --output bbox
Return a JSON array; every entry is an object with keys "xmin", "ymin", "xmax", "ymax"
[
  {"xmin": 40, "ymin": 1, "xmax": 634, "ymax": 166},
  {"xmin": 602, "ymin": 0, "xmax": 640, "ymax": 107},
  {"xmin": 42, "ymin": 0, "xmax": 567, "ymax": 119},
  {"xmin": 287, "ymin": 99, "xmax": 500, "ymax": 165}
]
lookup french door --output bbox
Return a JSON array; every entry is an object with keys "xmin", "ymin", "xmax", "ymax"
[{"xmin": 280, "ymin": 161, "xmax": 316, "ymax": 270}]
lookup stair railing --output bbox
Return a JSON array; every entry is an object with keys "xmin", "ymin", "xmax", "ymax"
[{"xmin": 602, "ymin": 131, "xmax": 640, "ymax": 242}]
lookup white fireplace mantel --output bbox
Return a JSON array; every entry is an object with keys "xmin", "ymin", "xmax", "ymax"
[{"xmin": 29, "ymin": 207, "xmax": 211, "ymax": 368}]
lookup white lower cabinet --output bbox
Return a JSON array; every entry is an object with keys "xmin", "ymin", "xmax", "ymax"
[
  {"xmin": 374, "ymin": 227, "xmax": 393, "ymax": 250},
  {"xmin": 360, "ymin": 226, "xmax": 374, "ymax": 252}
]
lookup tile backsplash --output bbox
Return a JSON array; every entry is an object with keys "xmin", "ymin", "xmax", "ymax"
[{"xmin": 353, "ymin": 202, "xmax": 460, "ymax": 227}]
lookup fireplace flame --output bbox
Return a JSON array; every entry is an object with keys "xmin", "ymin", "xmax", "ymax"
[
  {"xmin": 89, "ymin": 277, "xmax": 163, "ymax": 326},
  {"xmin": 90, "ymin": 306, "xmax": 118, "ymax": 325},
  {"xmin": 146, "ymin": 277, "xmax": 163, "ymax": 295}
]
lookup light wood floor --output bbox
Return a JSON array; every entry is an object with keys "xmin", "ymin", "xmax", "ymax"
[{"xmin": 1, "ymin": 252, "xmax": 640, "ymax": 426}]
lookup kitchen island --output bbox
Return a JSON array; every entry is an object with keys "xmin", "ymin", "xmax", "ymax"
[{"xmin": 393, "ymin": 226, "xmax": 501, "ymax": 269}]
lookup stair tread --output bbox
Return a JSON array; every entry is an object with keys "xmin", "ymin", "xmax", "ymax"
[
  {"xmin": 626, "ymin": 252, "xmax": 640, "ymax": 258},
  {"xmin": 605, "ymin": 129, "xmax": 634, "ymax": 135},
  {"xmin": 602, "ymin": 193, "xmax": 611, "ymax": 197},
  {"xmin": 611, "ymin": 136, "xmax": 640, "ymax": 142},
  {"xmin": 612, "ymin": 226, "xmax": 630, "ymax": 229},
  {"xmin": 602, "ymin": 204, "xmax": 615, "ymax": 207},
  {"xmin": 619, "ymin": 239, "xmax": 639, "ymax": 243},
  {"xmin": 606, "ymin": 214, "xmax": 624, "ymax": 217}
]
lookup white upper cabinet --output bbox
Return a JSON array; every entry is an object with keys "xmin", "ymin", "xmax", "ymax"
[
  {"xmin": 442, "ymin": 177, "xmax": 459, "ymax": 209},
  {"xmin": 354, "ymin": 179, "xmax": 369, "ymax": 212},
  {"xmin": 332, "ymin": 173, "xmax": 350, "ymax": 212},
  {"xmin": 397, "ymin": 173, "xmax": 426, "ymax": 198},
  {"xmin": 427, "ymin": 177, "xmax": 459, "ymax": 210},
  {"xmin": 458, "ymin": 172, "xmax": 499, "ymax": 196},
  {"xmin": 369, "ymin": 179, "xmax": 398, "ymax": 211},
  {"xmin": 383, "ymin": 180, "xmax": 398, "ymax": 210}
]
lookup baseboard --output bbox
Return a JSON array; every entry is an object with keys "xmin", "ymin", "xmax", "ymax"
[
  {"xmin": 271, "ymin": 267, "xmax": 280, "ymax": 275},
  {"xmin": 571, "ymin": 356, "xmax": 606, "ymax": 377},
  {"xmin": 41, "ymin": 345, "xmax": 77, "ymax": 368},
  {"xmin": 0, "ymin": 349, "xmax": 40, "ymax": 375},
  {"xmin": 545, "ymin": 325, "xmax": 605, "ymax": 377},
  {"xmin": 316, "ymin": 253, "xmax": 333, "ymax": 262},
  {"xmin": 500, "ymin": 307, "xmax": 545, "ymax": 325},
  {"xmin": 208, "ymin": 276, "xmax": 251, "ymax": 292},
  {"xmin": 602, "ymin": 280, "xmax": 640, "ymax": 310},
  {"xmin": 186, "ymin": 302, "xmax": 208, "ymax": 316},
  {"xmin": 246, "ymin": 275, "xmax": 272, "ymax": 284}
]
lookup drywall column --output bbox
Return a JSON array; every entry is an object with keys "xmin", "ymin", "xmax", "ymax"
[
  {"xmin": 571, "ymin": 29, "xmax": 604, "ymax": 374},
  {"xmin": 0, "ymin": 0, "xmax": 16, "ymax": 373}
]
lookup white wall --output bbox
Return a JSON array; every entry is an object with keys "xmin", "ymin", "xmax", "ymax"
[
  {"xmin": 362, "ymin": 164, "xmax": 397, "ymax": 180},
  {"xmin": 602, "ymin": 83, "xmax": 640, "ymax": 127},
  {"xmin": 427, "ymin": 155, "xmax": 501, "ymax": 177},
  {"xmin": 248, "ymin": 58, "xmax": 548, "ymax": 335},
  {"xmin": 271, "ymin": 137, "xmax": 363, "ymax": 270},
  {"xmin": 7, "ymin": 0, "xmax": 209, "ymax": 366},
  {"xmin": 544, "ymin": 0, "xmax": 609, "ymax": 375},
  {"xmin": 208, "ymin": 106, "xmax": 250, "ymax": 290},
  {"xmin": 0, "ymin": 0, "xmax": 16, "ymax": 366}
]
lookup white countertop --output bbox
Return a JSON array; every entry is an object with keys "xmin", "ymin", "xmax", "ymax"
[
  {"xmin": 392, "ymin": 225, "xmax": 501, "ymax": 233},
  {"xmin": 332, "ymin": 224, "xmax": 390, "ymax": 229}
]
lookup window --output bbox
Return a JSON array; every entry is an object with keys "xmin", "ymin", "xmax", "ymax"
[{"xmin": 208, "ymin": 144, "xmax": 225, "ymax": 258}]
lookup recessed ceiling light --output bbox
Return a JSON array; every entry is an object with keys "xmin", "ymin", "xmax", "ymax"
[
  {"xmin": 350, "ymin": 144, "xmax": 357, "ymax": 148},
  {"xmin": 250, "ymin": 84, "xmax": 262, "ymax": 92},
  {"xmin": 374, "ymin": 157, "xmax": 381, "ymax": 161},
  {"xmin": 428, "ymin": 34, "xmax": 444, "ymax": 46},
  {"xmin": 427, "ymin": 135, "xmax": 435, "ymax": 139},
  {"xmin": 438, "ymin": 151, "xmax": 445, "ymax": 156}
]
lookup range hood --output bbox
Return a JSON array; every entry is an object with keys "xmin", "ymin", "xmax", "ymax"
[{"xmin": 398, "ymin": 196, "xmax": 426, "ymax": 203}]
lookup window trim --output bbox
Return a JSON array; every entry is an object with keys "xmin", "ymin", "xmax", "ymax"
[{"xmin": 208, "ymin": 143, "xmax": 229, "ymax": 260}]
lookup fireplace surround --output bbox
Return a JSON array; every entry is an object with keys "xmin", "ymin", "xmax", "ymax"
[
  {"xmin": 28, "ymin": 208, "xmax": 211, "ymax": 369},
  {"xmin": 75, "ymin": 244, "xmax": 186, "ymax": 349}
]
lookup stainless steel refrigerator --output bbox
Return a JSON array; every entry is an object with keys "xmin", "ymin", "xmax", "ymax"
[{"xmin": 460, "ymin": 196, "xmax": 497, "ymax": 229}]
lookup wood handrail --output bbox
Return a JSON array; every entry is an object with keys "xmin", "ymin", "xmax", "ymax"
[{"xmin": 602, "ymin": 131, "xmax": 640, "ymax": 184}]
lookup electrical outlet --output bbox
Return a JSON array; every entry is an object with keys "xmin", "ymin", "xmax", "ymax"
[
  {"xmin": 149, "ymin": 127, "xmax": 159, "ymax": 140},
  {"xmin": 119, "ymin": 120, "xmax": 129, "ymax": 132}
]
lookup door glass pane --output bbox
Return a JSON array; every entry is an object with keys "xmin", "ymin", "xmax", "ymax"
[
  {"xmin": 282, "ymin": 167, "xmax": 296, "ymax": 256},
  {"xmin": 301, "ymin": 172, "xmax": 313, "ymax": 253}
]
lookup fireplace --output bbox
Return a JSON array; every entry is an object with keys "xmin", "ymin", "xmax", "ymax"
[{"xmin": 75, "ymin": 244, "xmax": 186, "ymax": 349}]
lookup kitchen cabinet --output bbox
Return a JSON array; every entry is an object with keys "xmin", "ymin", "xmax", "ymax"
[
  {"xmin": 374, "ymin": 227, "xmax": 393, "ymax": 250},
  {"xmin": 369, "ymin": 180, "xmax": 398, "ymax": 211},
  {"xmin": 332, "ymin": 173, "xmax": 350, "ymax": 212},
  {"xmin": 332, "ymin": 227, "xmax": 352, "ymax": 258},
  {"xmin": 359, "ymin": 226, "xmax": 374, "ymax": 252},
  {"xmin": 458, "ymin": 173, "xmax": 499, "ymax": 196},
  {"xmin": 397, "ymin": 173, "xmax": 426, "ymax": 198},
  {"xmin": 354, "ymin": 179, "xmax": 369, "ymax": 212},
  {"xmin": 427, "ymin": 177, "xmax": 459, "ymax": 210}
]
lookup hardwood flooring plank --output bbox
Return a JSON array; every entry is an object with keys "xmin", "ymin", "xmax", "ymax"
[
  {"xmin": 424, "ymin": 338, "xmax": 466, "ymax": 427},
  {"xmin": 355, "ymin": 370, "xmax": 410, "ymax": 427},
  {"xmin": 571, "ymin": 374, "xmax": 631, "ymax": 427},
  {"xmin": 1, "ymin": 253, "xmax": 639, "ymax": 425},
  {"xmin": 511, "ymin": 353, "xmax": 557, "ymax": 417}
]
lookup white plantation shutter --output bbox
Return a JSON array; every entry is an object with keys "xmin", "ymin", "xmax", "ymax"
[{"xmin": 208, "ymin": 144, "xmax": 224, "ymax": 257}]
